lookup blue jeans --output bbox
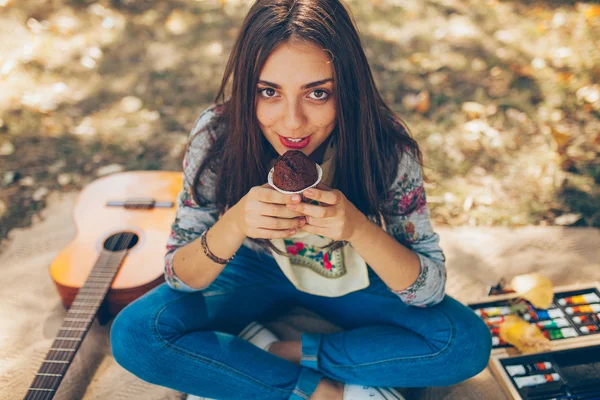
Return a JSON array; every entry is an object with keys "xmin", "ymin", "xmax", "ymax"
[{"xmin": 110, "ymin": 245, "xmax": 492, "ymax": 400}]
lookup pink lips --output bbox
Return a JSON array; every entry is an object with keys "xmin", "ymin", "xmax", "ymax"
[{"xmin": 278, "ymin": 134, "xmax": 311, "ymax": 149}]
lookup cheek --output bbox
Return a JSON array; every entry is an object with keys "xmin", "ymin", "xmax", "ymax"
[
  {"xmin": 314, "ymin": 106, "xmax": 336, "ymax": 128},
  {"xmin": 256, "ymin": 103, "xmax": 277, "ymax": 126}
]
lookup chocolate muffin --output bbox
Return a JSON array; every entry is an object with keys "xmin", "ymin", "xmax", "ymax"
[{"xmin": 272, "ymin": 150, "xmax": 318, "ymax": 192}]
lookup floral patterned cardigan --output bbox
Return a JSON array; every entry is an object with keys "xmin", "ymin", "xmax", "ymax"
[{"xmin": 164, "ymin": 105, "xmax": 447, "ymax": 307}]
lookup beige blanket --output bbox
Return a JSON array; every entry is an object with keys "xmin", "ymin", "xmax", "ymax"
[{"xmin": 1, "ymin": 191, "xmax": 599, "ymax": 400}]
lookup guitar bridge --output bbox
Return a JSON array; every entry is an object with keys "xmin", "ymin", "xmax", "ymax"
[{"xmin": 106, "ymin": 198, "xmax": 174, "ymax": 209}]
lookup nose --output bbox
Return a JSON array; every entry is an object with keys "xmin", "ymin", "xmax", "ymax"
[{"xmin": 282, "ymin": 98, "xmax": 306, "ymax": 133}]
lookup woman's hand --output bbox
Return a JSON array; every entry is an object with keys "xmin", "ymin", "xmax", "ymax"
[
  {"xmin": 286, "ymin": 183, "xmax": 367, "ymax": 242},
  {"xmin": 232, "ymin": 184, "xmax": 307, "ymax": 239}
]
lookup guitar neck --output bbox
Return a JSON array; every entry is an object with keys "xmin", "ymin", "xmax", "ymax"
[{"xmin": 25, "ymin": 250, "xmax": 127, "ymax": 400}]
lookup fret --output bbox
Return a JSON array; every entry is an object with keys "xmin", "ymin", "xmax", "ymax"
[
  {"xmin": 52, "ymin": 340, "xmax": 78, "ymax": 349},
  {"xmin": 89, "ymin": 270, "xmax": 117, "ymax": 275},
  {"xmin": 73, "ymin": 295, "xmax": 105, "ymax": 301},
  {"xmin": 70, "ymin": 301, "xmax": 102, "ymax": 308},
  {"xmin": 46, "ymin": 351, "xmax": 75, "ymax": 361},
  {"xmin": 42, "ymin": 360, "xmax": 69, "ymax": 364},
  {"xmin": 39, "ymin": 363, "xmax": 68, "ymax": 375},
  {"xmin": 28, "ymin": 388, "xmax": 55, "ymax": 392},
  {"xmin": 49, "ymin": 348, "xmax": 76, "ymax": 352},
  {"xmin": 79, "ymin": 278, "xmax": 112, "ymax": 285},
  {"xmin": 64, "ymin": 318, "xmax": 93, "ymax": 323},
  {"xmin": 54, "ymin": 337, "xmax": 82, "ymax": 341},
  {"xmin": 54, "ymin": 330, "xmax": 81, "ymax": 339},
  {"xmin": 59, "ymin": 327, "xmax": 87, "ymax": 332},
  {"xmin": 36, "ymin": 373, "xmax": 62, "ymax": 377},
  {"xmin": 79, "ymin": 286, "xmax": 108, "ymax": 295},
  {"xmin": 67, "ymin": 310, "xmax": 95, "ymax": 314}
]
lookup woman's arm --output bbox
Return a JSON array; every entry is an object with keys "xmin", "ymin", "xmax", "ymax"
[
  {"xmin": 364, "ymin": 151, "xmax": 447, "ymax": 307},
  {"xmin": 164, "ymin": 105, "xmax": 246, "ymax": 291},
  {"xmin": 166, "ymin": 180, "xmax": 247, "ymax": 291}
]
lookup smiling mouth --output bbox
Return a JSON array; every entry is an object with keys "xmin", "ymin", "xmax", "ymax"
[{"xmin": 278, "ymin": 134, "xmax": 311, "ymax": 149}]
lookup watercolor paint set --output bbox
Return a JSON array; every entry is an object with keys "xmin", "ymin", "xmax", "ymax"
[
  {"xmin": 469, "ymin": 283, "xmax": 600, "ymax": 350},
  {"xmin": 468, "ymin": 283, "xmax": 600, "ymax": 400},
  {"xmin": 490, "ymin": 343, "xmax": 600, "ymax": 399}
]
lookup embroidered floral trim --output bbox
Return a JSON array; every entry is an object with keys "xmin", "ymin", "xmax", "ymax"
[
  {"xmin": 284, "ymin": 239, "xmax": 346, "ymax": 278},
  {"xmin": 386, "ymin": 172, "xmax": 427, "ymax": 216}
]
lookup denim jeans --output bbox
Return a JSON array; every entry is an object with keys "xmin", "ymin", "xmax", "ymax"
[{"xmin": 110, "ymin": 245, "xmax": 492, "ymax": 400}]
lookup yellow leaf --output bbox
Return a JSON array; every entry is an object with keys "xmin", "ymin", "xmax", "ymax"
[
  {"xmin": 510, "ymin": 273, "xmax": 554, "ymax": 309},
  {"xmin": 549, "ymin": 125, "xmax": 571, "ymax": 154},
  {"xmin": 585, "ymin": 5, "xmax": 600, "ymax": 20},
  {"xmin": 415, "ymin": 90, "xmax": 430, "ymax": 114},
  {"xmin": 500, "ymin": 315, "xmax": 552, "ymax": 354}
]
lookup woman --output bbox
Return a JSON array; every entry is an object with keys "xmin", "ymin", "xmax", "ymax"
[{"xmin": 110, "ymin": 0, "xmax": 492, "ymax": 399}]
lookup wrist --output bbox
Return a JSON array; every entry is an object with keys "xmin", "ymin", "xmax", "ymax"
[
  {"xmin": 348, "ymin": 213, "xmax": 371, "ymax": 245},
  {"xmin": 224, "ymin": 204, "xmax": 247, "ymax": 240}
]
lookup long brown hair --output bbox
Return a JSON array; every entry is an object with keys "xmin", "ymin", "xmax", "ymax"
[{"xmin": 191, "ymin": 0, "xmax": 425, "ymax": 255}]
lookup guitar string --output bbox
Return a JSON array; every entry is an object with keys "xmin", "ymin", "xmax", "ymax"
[
  {"xmin": 29, "ymin": 232, "xmax": 133, "ymax": 400},
  {"xmin": 30, "ymin": 232, "xmax": 125, "ymax": 400}
]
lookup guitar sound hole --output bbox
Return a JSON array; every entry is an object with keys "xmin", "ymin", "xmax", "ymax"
[{"xmin": 103, "ymin": 232, "xmax": 139, "ymax": 252}]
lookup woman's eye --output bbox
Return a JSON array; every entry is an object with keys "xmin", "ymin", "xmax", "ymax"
[
  {"xmin": 309, "ymin": 89, "xmax": 329, "ymax": 101},
  {"xmin": 260, "ymin": 88, "xmax": 277, "ymax": 98}
]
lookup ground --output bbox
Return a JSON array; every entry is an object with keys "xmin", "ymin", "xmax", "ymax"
[{"xmin": 0, "ymin": 0, "xmax": 599, "ymax": 246}]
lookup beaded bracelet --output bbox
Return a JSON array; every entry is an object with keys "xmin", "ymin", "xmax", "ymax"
[{"xmin": 201, "ymin": 229, "xmax": 235, "ymax": 265}]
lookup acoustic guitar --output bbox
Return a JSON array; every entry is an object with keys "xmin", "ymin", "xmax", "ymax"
[{"xmin": 24, "ymin": 170, "xmax": 182, "ymax": 400}]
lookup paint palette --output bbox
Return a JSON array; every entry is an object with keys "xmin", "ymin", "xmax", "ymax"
[
  {"xmin": 469, "ymin": 286, "xmax": 600, "ymax": 350},
  {"xmin": 491, "ymin": 344, "xmax": 600, "ymax": 400}
]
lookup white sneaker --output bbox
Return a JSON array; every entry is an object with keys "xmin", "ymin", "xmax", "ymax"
[
  {"xmin": 237, "ymin": 321, "xmax": 280, "ymax": 351},
  {"xmin": 343, "ymin": 384, "xmax": 406, "ymax": 400},
  {"xmin": 185, "ymin": 322, "xmax": 280, "ymax": 400}
]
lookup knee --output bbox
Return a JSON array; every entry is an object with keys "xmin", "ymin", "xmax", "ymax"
[
  {"xmin": 110, "ymin": 300, "xmax": 157, "ymax": 377},
  {"xmin": 445, "ymin": 313, "xmax": 492, "ymax": 383}
]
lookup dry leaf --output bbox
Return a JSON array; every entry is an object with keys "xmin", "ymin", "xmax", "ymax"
[
  {"xmin": 510, "ymin": 273, "xmax": 554, "ymax": 309},
  {"xmin": 499, "ymin": 315, "xmax": 552, "ymax": 354},
  {"xmin": 415, "ymin": 90, "xmax": 430, "ymax": 114},
  {"xmin": 585, "ymin": 5, "xmax": 600, "ymax": 20},
  {"xmin": 557, "ymin": 71, "xmax": 573, "ymax": 83},
  {"xmin": 549, "ymin": 125, "xmax": 571, "ymax": 154}
]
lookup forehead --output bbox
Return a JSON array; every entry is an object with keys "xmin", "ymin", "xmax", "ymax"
[{"xmin": 259, "ymin": 40, "xmax": 334, "ymax": 86}]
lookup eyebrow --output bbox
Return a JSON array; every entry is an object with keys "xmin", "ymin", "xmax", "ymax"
[{"xmin": 257, "ymin": 78, "xmax": 334, "ymax": 90}]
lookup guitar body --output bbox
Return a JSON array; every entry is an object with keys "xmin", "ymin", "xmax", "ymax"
[{"xmin": 49, "ymin": 170, "xmax": 182, "ymax": 317}]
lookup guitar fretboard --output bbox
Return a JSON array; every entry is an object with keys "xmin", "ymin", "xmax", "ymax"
[{"xmin": 25, "ymin": 250, "xmax": 127, "ymax": 400}]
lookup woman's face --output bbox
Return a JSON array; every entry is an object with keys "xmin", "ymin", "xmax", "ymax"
[{"xmin": 256, "ymin": 39, "xmax": 336, "ymax": 158}]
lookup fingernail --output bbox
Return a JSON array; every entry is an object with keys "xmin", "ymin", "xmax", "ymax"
[
  {"xmin": 292, "ymin": 195, "xmax": 301, "ymax": 202},
  {"xmin": 288, "ymin": 204, "xmax": 297, "ymax": 209},
  {"xmin": 289, "ymin": 229, "xmax": 296, "ymax": 235},
  {"xmin": 304, "ymin": 189, "xmax": 313, "ymax": 196},
  {"xmin": 300, "ymin": 217, "xmax": 306, "ymax": 225}
]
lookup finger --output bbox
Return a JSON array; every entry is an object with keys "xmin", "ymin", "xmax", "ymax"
[
  {"xmin": 256, "ymin": 185, "xmax": 301, "ymax": 204},
  {"xmin": 299, "ymin": 224, "xmax": 329, "ymax": 236},
  {"xmin": 253, "ymin": 228, "xmax": 299, "ymax": 239},
  {"xmin": 258, "ymin": 216, "xmax": 306, "ymax": 230},
  {"xmin": 303, "ymin": 216, "xmax": 328, "ymax": 227},
  {"xmin": 259, "ymin": 203, "xmax": 305, "ymax": 218},
  {"xmin": 286, "ymin": 202, "xmax": 336, "ymax": 218},
  {"xmin": 302, "ymin": 188, "xmax": 341, "ymax": 205}
]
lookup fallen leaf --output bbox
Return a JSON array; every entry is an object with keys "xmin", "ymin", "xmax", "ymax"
[
  {"xmin": 510, "ymin": 273, "xmax": 554, "ymax": 309},
  {"xmin": 500, "ymin": 315, "xmax": 552, "ymax": 354},
  {"xmin": 510, "ymin": 63, "xmax": 535, "ymax": 78},
  {"xmin": 549, "ymin": 125, "xmax": 571, "ymax": 154},
  {"xmin": 415, "ymin": 90, "xmax": 430, "ymax": 114},
  {"xmin": 585, "ymin": 5, "xmax": 600, "ymax": 20},
  {"xmin": 557, "ymin": 71, "xmax": 573, "ymax": 84}
]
